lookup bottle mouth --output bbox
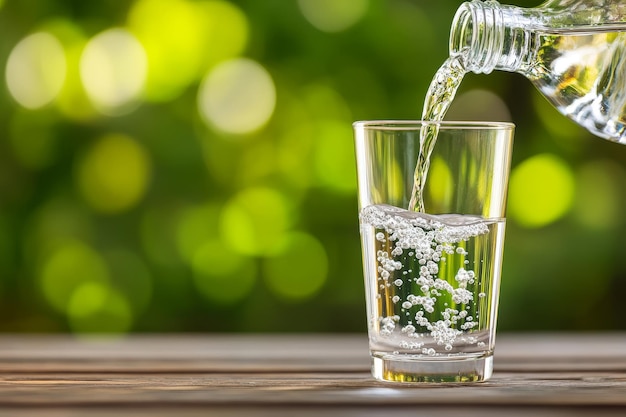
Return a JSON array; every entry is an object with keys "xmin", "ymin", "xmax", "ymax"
[
  {"xmin": 449, "ymin": 0, "xmax": 504, "ymax": 74},
  {"xmin": 449, "ymin": 3, "xmax": 474, "ymax": 57}
]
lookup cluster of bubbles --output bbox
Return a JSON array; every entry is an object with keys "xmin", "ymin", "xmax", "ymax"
[{"xmin": 360, "ymin": 204, "xmax": 489, "ymax": 353}]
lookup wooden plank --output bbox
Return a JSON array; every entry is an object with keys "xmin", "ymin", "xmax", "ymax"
[
  {"xmin": 3, "ymin": 333, "xmax": 625, "ymax": 361},
  {"xmin": 0, "ymin": 407, "xmax": 625, "ymax": 417},
  {"xmin": 0, "ymin": 372, "xmax": 625, "ymax": 407},
  {"xmin": 0, "ymin": 334, "xmax": 369, "ymax": 373},
  {"xmin": 0, "ymin": 334, "xmax": 624, "ymax": 413},
  {"xmin": 0, "ymin": 333, "xmax": 625, "ymax": 373}
]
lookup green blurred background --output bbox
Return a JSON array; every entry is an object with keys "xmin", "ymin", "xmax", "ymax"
[{"xmin": 0, "ymin": 0, "xmax": 625, "ymax": 334}]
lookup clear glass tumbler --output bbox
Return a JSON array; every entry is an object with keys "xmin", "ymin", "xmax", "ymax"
[{"xmin": 354, "ymin": 121, "xmax": 514, "ymax": 383}]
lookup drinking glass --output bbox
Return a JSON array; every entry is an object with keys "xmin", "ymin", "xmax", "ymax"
[{"xmin": 354, "ymin": 121, "xmax": 514, "ymax": 382}]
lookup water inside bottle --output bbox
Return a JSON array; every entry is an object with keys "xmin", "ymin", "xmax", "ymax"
[
  {"xmin": 409, "ymin": 27, "xmax": 626, "ymax": 213},
  {"xmin": 529, "ymin": 29, "xmax": 626, "ymax": 142}
]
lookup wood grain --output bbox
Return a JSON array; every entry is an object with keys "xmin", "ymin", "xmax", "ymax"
[{"xmin": 0, "ymin": 333, "xmax": 624, "ymax": 416}]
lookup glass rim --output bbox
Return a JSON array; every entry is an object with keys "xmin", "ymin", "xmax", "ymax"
[{"xmin": 353, "ymin": 120, "xmax": 515, "ymax": 130}]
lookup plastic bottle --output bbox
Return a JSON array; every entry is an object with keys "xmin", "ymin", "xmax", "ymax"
[{"xmin": 449, "ymin": 0, "xmax": 626, "ymax": 143}]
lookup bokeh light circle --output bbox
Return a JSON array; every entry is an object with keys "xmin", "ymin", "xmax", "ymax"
[
  {"xmin": 77, "ymin": 134, "xmax": 151, "ymax": 214},
  {"xmin": 198, "ymin": 58, "xmax": 276, "ymax": 134},
  {"xmin": 220, "ymin": 187, "xmax": 292, "ymax": 256},
  {"xmin": 6, "ymin": 32, "xmax": 66, "ymax": 109},
  {"xmin": 68, "ymin": 288, "xmax": 133, "ymax": 334},
  {"xmin": 191, "ymin": 240, "xmax": 257, "ymax": 305},
  {"xmin": 128, "ymin": 0, "xmax": 248, "ymax": 102},
  {"xmin": 262, "ymin": 232, "xmax": 328, "ymax": 301},
  {"xmin": 508, "ymin": 153, "xmax": 576, "ymax": 228},
  {"xmin": 312, "ymin": 120, "xmax": 357, "ymax": 193},
  {"xmin": 79, "ymin": 28, "xmax": 147, "ymax": 115},
  {"xmin": 573, "ymin": 160, "xmax": 623, "ymax": 230},
  {"xmin": 40, "ymin": 240, "xmax": 110, "ymax": 313},
  {"xmin": 68, "ymin": 282, "xmax": 109, "ymax": 318},
  {"xmin": 426, "ymin": 156, "xmax": 453, "ymax": 205},
  {"xmin": 40, "ymin": 19, "xmax": 98, "ymax": 121},
  {"xmin": 195, "ymin": 0, "xmax": 249, "ymax": 67},
  {"xmin": 128, "ymin": 0, "xmax": 204, "ymax": 101},
  {"xmin": 298, "ymin": 0, "xmax": 369, "ymax": 32}
]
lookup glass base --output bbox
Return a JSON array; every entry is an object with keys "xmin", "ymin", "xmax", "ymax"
[{"xmin": 371, "ymin": 353, "xmax": 493, "ymax": 383}]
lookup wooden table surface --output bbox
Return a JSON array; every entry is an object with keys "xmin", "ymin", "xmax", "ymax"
[{"xmin": 0, "ymin": 333, "xmax": 625, "ymax": 416}]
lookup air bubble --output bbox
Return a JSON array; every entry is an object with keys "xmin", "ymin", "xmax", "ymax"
[{"xmin": 402, "ymin": 324, "xmax": 416, "ymax": 334}]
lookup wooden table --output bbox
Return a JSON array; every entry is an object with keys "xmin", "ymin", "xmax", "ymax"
[{"xmin": 0, "ymin": 333, "xmax": 625, "ymax": 416}]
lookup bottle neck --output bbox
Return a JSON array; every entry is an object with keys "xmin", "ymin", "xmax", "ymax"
[{"xmin": 450, "ymin": 0, "xmax": 533, "ymax": 74}]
